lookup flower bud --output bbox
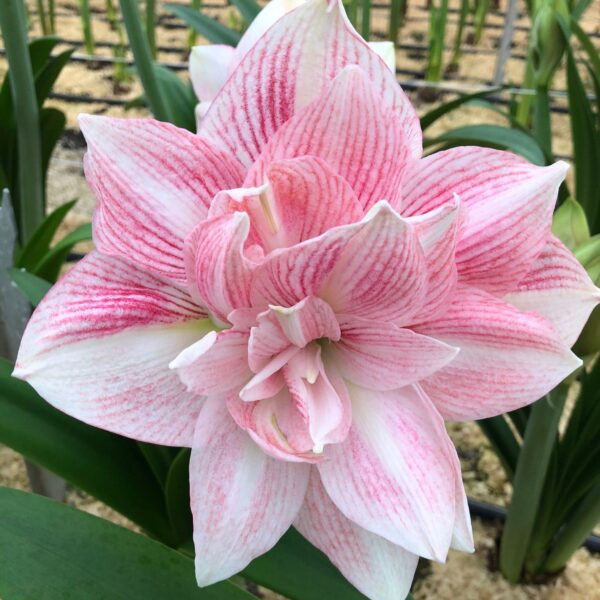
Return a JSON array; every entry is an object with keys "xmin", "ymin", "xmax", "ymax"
[
  {"xmin": 552, "ymin": 196, "xmax": 590, "ymax": 251},
  {"xmin": 573, "ymin": 235, "xmax": 600, "ymax": 355}
]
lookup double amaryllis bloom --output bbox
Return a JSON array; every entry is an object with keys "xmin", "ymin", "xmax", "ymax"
[{"xmin": 14, "ymin": 0, "xmax": 599, "ymax": 598}]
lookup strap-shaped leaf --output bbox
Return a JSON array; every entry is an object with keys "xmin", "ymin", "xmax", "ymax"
[{"xmin": 166, "ymin": 4, "xmax": 241, "ymax": 46}]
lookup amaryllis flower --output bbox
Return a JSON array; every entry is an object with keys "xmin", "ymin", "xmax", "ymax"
[
  {"xmin": 189, "ymin": 0, "xmax": 395, "ymax": 123},
  {"xmin": 14, "ymin": 0, "xmax": 599, "ymax": 598}
]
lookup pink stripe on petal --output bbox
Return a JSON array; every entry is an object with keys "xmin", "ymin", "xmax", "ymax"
[
  {"xmin": 247, "ymin": 67, "xmax": 410, "ymax": 211},
  {"xmin": 295, "ymin": 470, "xmax": 419, "ymax": 600},
  {"xmin": 14, "ymin": 252, "xmax": 208, "ymax": 446},
  {"xmin": 80, "ymin": 115, "xmax": 244, "ymax": 283},
  {"xmin": 505, "ymin": 235, "xmax": 600, "ymax": 347},
  {"xmin": 330, "ymin": 316, "xmax": 459, "ymax": 391},
  {"xmin": 318, "ymin": 385, "xmax": 459, "ymax": 561},
  {"xmin": 185, "ymin": 212, "xmax": 256, "ymax": 324},
  {"xmin": 416, "ymin": 286, "xmax": 582, "ymax": 420},
  {"xmin": 191, "ymin": 396, "xmax": 309, "ymax": 585},
  {"xmin": 199, "ymin": 0, "xmax": 421, "ymax": 167}
]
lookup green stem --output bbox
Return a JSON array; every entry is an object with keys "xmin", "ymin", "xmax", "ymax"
[
  {"xmin": 0, "ymin": 0, "xmax": 45, "ymax": 245},
  {"xmin": 360, "ymin": 0, "xmax": 371, "ymax": 40},
  {"xmin": 145, "ymin": 0, "xmax": 157, "ymax": 59},
  {"xmin": 48, "ymin": 0, "xmax": 55, "ymax": 33},
  {"xmin": 450, "ymin": 0, "xmax": 469, "ymax": 66},
  {"xmin": 516, "ymin": 55, "xmax": 535, "ymax": 126},
  {"xmin": 389, "ymin": 0, "xmax": 402, "ymax": 45},
  {"xmin": 499, "ymin": 388, "xmax": 567, "ymax": 583},
  {"xmin": 542, "ymin": 483, "xmax": 600, "ymax": 573},
  {"xmin": 477, "ymin": 415, "xmax": 520, "ymax": 480},
  {"xmin": 533, "ymin": 84, "xmax": 552, "ymax": 158},
  {"xmin": 187, "ymin": 0, "xmax": 202, "ymax": 49},
  {"xmin": 78, "ymin": 0, "xmax": 95, "ymax": 55},
  {"xmin": 36, "ymin": 0, "xmax": 49, "ymax": 35},
  {"xmin": 119, "ymin": 0, "xmax": 172, "ymax": 122}
]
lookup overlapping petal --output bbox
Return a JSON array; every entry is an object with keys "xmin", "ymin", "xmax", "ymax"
[
  {"xmin": 191, "ymin": 396, "xmax": 309, "ymax": 585},
  {"xmin": 416, "ymin": 286, "xmax": 582, "ymax": 420},
  {"xmin": 247, "ymin": 66, "xmax": 410, "ymax": 211},
  {"xmin": 401, "ymin": 147, "xmax": 568, "ymax": 294},
  {"xmin": 80, "ymin": 115, "xmax": 244, "ymax": 283},
  {"xmin": 505, "ymin": 235, "xmax": 600, "ymax": 346},
  {"xmin": 295, "ymin": 470, "xmax": 419, "ymax": 600},
  {"xmin": 318, "ymin": 384, "xmax": 461, "ymax": 561},
  {"xmin": 14, "ymin": 252, "xmax": 208, "ymax": 445},
  {"xmin": 199, "ymin": 0, "xmax": 420, "ymax": 167}
]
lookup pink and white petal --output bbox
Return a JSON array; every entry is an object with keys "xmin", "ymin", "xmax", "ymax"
[
  {"xmin": 189, "ymin": 45, "xmax": 235, "ymax": 102},
  {"xmin": 14, "ymin": 252, "xmax": 209, "ymax": 446},
  {"xmin": 318, "ymin": 384, "xmax": 459, "ymax": 561},
  {"xmin": 170, "ymin": 329, "xmax": 251, "ymax": 396},
  {"xmin": 184, "ymin": 212, "xmax": 255, "ymax": 325},
  {"xmin": 295, "ymin": 470, "xmax": 419, "ymax": 600},
  {"xmin": 247, "ymin": 67, "xmax": 410, "ymax": 211},
  {"xmin": 284, "ymin": 346, "xmax": 352, "ymax": 451},
  {"xmin": 330, "ymin": 317, "xmax": 458, "ymax": 391},
  {"xmin": 200, "ymin": 0, "xmax": 420, "ymax": 167},
  {"xmin": 415, "ymin": 286, "xmax": 582, "ymax": 420},
  {"xmin": 321, "ymin": 202, "xmax": 427, "ymax": 323},
  {"xmin": 80, "ymin": 115, "xmax": 244, "ymax": 283},
  {"xmin": 247, "ymin": 310, "xmax": 292, "ymax": 372},
  {"xmin": 272, "ymin": 296, "xmax": 341, "ymax": 347},
  {"xmin": 241, "ymin": 346, "xmax": 298, "ymax": 400},
  {"xmin": 447, "ymin": 442, "xmax": 474, "ymax": 552},
  {"xmin": 505, "ymin": 235, "xmax": 600, "ymax": 347},
  {"xmin": 407, "ymin": 198, "xmax": 463, "ymax": 323},
  {"xmin": 227, "ymin": 389, "xmax": 319, "ymax": 462},
  {"xmin": 401, "ymin": 147, "xmax": 568, "ymax": 294},
  {"xmin": 191, "ymin": 396, "xmax": 309, "ymax": 585}
]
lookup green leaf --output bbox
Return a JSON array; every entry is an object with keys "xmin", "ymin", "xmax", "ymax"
[
  {"xmin": 7, "ymin": 267, "xmax": 51, "ymax": 306},
  {"xmin": 229, "ymin": 0, "xmax": 261, "ymax": 24},
  {"xmin": 152, "ymin": 64, "xmax": 197, "ymax": 132},
  {"xmin": 0, "ymin": 358, "xmax": 176, "ymax": 544},
  {"xmin": 138, "ymin": 441, "xmax": 179, "ymax": 490},
  {"xmin": 15, "ymin": 199, "xmax": 76, "ymax": 271},
  {"xmin": 0, "ymin": 486, "xmax": 253, "ymax": 600},
  {"xmin": 425, "ymin": 124, "xmax": 546, "ymax": 165},
  {"xmin": 165, "ymin": 448, "xmax": 194, "ymax": 545},
  {"xmin": 420, "ymin": 87, "xmax": 502, "ymax": 131},
  {"xmin": 477, "ymin": 414, "xmax": 520, "ymax": 480},
  {"xmin": 34, "ymin": 47, "xmax": 74, "ymax": 107},
  {"xmin": 33, "ymin": 221, "xmax": 92, "ymax": 282},
  {"xmin": 243, "ymin": 528, "xmax": 367, "ymax": 600},
  {"xmin": 39, "ymin": 106, "xmax": 66, "ymax": 187},
  {"xmin": 166, "ymin": 4, "xmax": 241, "ymax": 45},
  {"xmin": 552, "ymin": 196, "xmax": 590, "ymax": 251}
]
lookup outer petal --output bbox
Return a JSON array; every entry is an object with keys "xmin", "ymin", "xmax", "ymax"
[
  {"xmin": 211, "ymin": 156, "xmax": 363, "ymax": 250},
  {"xmin": 170, "ymin": 329, "xmax": 251, "ymax": 396},
  {"xmin": 189, "ymin": 45, "xmax": 235, "ymax": 102},
  {"xmin": 367, "ymin": 41, "xmax": 396, "ymax": 73},
  {"xmin": 191, "ymin": 396, "xmax": 310, "ymax": 585},
  {"xmin": 14, "ymin": 252, "xmax": 208, "ymax": 446},
  {"xmin": 199, "ymin": 0, "xmax": 421, "ymax": 167},
  {"xmin": 295, "ymin": 470, "xmax": 419, "ymax": 600},
  {"xmin": 416, "ymin": 286, "xmax": 582, "ymax": 420},
  {"xmin": 184, "ymin": 212, "xmax": 255, "ymax": 325},
  {"xmin": 247, "ymin": 66, "xmax": 409, "ymax": 211},
  {"xmin": 318, "ymin": 384, "xmax": 459, "ymax": 561},
  {"xmin": 329, "ymin": 316, "xmax": 459, "ymax": 391},
  {"xmin": 321, "ymin": 202, "xmax": 427, "ymax": 323},
  {"xmin": 401, "ymin": 147, "xmax": 568, "ymax": 294},
  {"xmin": 505, "ymin": 235, "xmax": 600, "ymax": 347},
  {"xmin": 80, "ymin": 115, "xmax": 244, "ymax": 283}
]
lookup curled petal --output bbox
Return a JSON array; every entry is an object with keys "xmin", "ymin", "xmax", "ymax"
[
  {"xmin": 191, "ymin": 396, "xmax": 309, "ymax": 585},
  {"xmin": 200, "ymin": 0, "xmax": 420, "ymax": 167},
  {"xmin": 416, "ymin": 286, "xmax": 582, "ymax": 420},
  {"xmin": 189, "ymin": 45, "xmax": 235, "ymax": 103},
  {"xmin": 505, "ymin": 235, "xmax": 600, "ymax": 347},
  {"xmin": 184, "ymin": 212, "xmax": 255, "ymax": 325},
  {"xmin": 170, "ymin": 329, "xmax": 251, "ymax": 396},
  {"xmin": 14, "ymin": 252, "xmax": 208, "ymax": 446},
  {"xmin": 80, "ymin": 115, "xmax": 244, "ymax": 283},
  {"xmin": 248, "ymin": 66, "xmax": 410, "ymax": 211},
  {"xmin": 318, "ymin": 385, "xmax": 460, "ymax": 561},
  {"xmin": 295, "ymin": 470, "xmax": 419, "ymax": 600},
  {"xmin": 330, "ymin": 316, "xmax": 459, "ymax": 391}
]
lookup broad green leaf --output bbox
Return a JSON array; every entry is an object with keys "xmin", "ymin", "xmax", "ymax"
[
  {"xmin": 15, "ymin": 199, "xmax": 77, "ymax": 271},
  {"xmin": 7, "ymin": 267, "xmax": 51, "ymax": 306},
  {"xmin": 152, "ymin": 64, "xmax": 197, "ymax": 132},
  {"xmin": 166, "ymin": 4, "xmax": 242, "ymax": 45},
  {"xmin": 477, "ymin": 414, "xmax": 520, "ymax": 480},
  {"xmin": 0, "ymin": 486, "xmax": 253, "ymax": 600},
  {"xmin": 138, "ymin": 441, "xmax": 179, "ymax": 490},
  {"xmin": 420, "ymin": 87, "xmax": 501, "ymax": 131},
  {"xmin": 229, "ymin": 0, "xmax": 261, "ymax": 24},
  {"xmin": 0, "ymin": 358, "xmax": 176, "ymax": 544},
  {"xmin": 33, "ymin": 221, "xmax": 92, "ymax": 281},
  {"xmin": 552, "ymin": 196, "xmax": 590, "ymax": 251},
  {"xmin": 425, "ymin": 124, "xmax": 546, "ymax": 165},
  {"xmin": 165, "ymin": 448, "xmax": 194, "ymax": 544},
  {"xmin": 243, "ymin": 528, "xmax": 368, "ymax": 600},
  {"xmin": 34, "ymin": 47, "xmax": 75, "ymax": 106}
]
